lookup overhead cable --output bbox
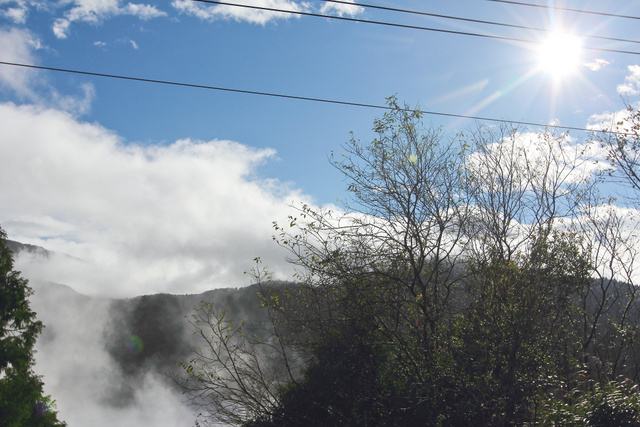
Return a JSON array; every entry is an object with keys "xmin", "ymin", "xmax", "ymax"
[
  {"xmin": 191, "ymin": 0, "xmax": 640, "ymax": 56},
  {"xmin": 487, "ymin": 0, "xmax": 640, "ymax": 21},
  {"xmin": 322, "ymin": 0, "xmax": 640, "ymax": 46},
  {"xmin": 0, "ymin": 60, "xmax": 630, "ymax": 136}
]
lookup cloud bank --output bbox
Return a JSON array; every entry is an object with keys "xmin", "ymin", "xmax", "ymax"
[{"xmin": 1, "ymin": 103, "xmax": 306, "ymax": 297}]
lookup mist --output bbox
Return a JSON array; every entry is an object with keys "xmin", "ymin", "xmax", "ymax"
[{"xmin": 29, "ymin": 280, "xmax": 197, "ymax": 426}]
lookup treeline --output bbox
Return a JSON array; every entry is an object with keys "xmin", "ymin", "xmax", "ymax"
[{"xmin": 177, "ymin": 98, "xmax": 640, "ymax": 426}]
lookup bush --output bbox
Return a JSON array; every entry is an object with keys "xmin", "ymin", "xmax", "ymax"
[{"xmin": 542, "ymin": 380, "xmax": 640, "ymax": 426}]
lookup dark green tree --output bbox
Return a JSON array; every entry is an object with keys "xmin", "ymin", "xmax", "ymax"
[{"xmin": 0, "ymin": 226, "xmax": 65, "ymax": 426}]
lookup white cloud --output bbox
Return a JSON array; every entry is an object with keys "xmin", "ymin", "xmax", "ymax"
[
  {"xmin": 0, "ymin": 0, "xmax": 29, "ymax": 23},
  {"xmin": 583, "ymin": 58, "xmax": 610, "ymax": 72},
  {"xmin": 52, "ymin": 18, "xmax": 71, "ymax": 38},
  {"xmin": 122, "ymin": 2, "xmax": 167, "ymax": 19},
  {"xmin": 172, "ymin": 0, "xmax": 308, "ymax": 25},
  {"xmin": 466, "ymin": 130, "xmax": 605, "ymax": 191},
  {"xmin": 587, "ymin": 67, "xmax": 640, "ymax": 131},
  {"xmin": 319, "ymin": 0, "xmax": 363, "ymax": 17},
  {"xmin": 571, "ymin": 204, "xmax": 640, "ymax": 286},
  {"xmin": 53, "ymin": 0, "xmax": 167, "ymax": 39},
  {"xmin": 618, "ymin": 64, "xmax": 640, "ymax": 96},
  {"xmin": 1, "ymin": 103, "xmax": 307, "ymax": 297},
  {"xmin": 0, "ymin": 27, "xmax": 41, "ymax": 98},
  {"xmin": 587, "ymin": 108, "xmax": 635, "ymax": 134},
  {"xmin": 51, "ymin": 82, "xmax": 96, "ymax": 115},
  {"xmin": 0, "ymin": 28, "xmax": 96, "ymax": 114}
]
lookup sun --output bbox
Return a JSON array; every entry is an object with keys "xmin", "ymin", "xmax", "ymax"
[{"xmin": 537, "ymin": 32, "xmax": 582, "ymax": 79}]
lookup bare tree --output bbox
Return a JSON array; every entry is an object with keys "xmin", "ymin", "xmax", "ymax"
[
  {"xmin": 462, "ymin": 124, "xmax": 594, "ymax": 263},
  {"xmin": 594, "ymin": 101, "xmax": 640, "ymax": 202},
  {"xmin": 174, "ymin": 265, "xmax": 302, "ymax": 426}
]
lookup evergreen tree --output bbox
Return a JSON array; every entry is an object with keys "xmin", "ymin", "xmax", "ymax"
[{"xmin": 0, "ymin": 226, "xmax": 65, "ymax": 426}]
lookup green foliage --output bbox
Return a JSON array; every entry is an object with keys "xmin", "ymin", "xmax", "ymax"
[
  {"xmin": 542, "ymin": 380, "xmax": 640, "ymax": 426},
  {"xmin": 443, "ymin": 232, "xmax": 590, "ymax": 424},
  {"xmin": 267, "ymin": 332, "xmax": 388, "ymax": 426},
  {"xmin": 0, "ymin": 226, "xmax": 65, "ymax": 426}
]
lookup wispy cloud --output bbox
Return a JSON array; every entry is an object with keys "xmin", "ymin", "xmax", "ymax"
[
  {"xmin": 172, "ymin": 0, "xmax": 309, "ymax": 25},
  {"xmin": 0, "ymin": 28, "xmax": 96, "ymax": 115},
  {"xmin": 53, "ymin": 0, "xmax": 167, "ymax": 39},
  {"xmin": 583, "ymin": 58, "xmax": 610, "ymax": 72},
  {"xmin": 117, "ymin": 37, "xmax": 139, "ymax": 49},
  {"xmin": 0, "ymin": 27, "xmax": 41, "ymax": 98},
  {"xmin": 51, "ymin": 82, "xmax": 96, "ymax": 115},
  {"xmin": 0, "ymin": 0, "xmax": 29, "ymax": 24},
  {"xmin": 319, "ymin": 0, "xmax": 363, "ymax": 17},
  {"xmin": 122, "ymin": 2, "xmax": 168, "ymax": 19},
  {"xmin": 172, "ymin": 0, "xmax": 365, "ymax": 24},
  {"xmin": 2, "ymin": 103, "xmax": 307, "ymax": 297}
]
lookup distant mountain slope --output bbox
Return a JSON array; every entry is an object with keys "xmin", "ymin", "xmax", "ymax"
[
  {"xmin": 6, "ymin": 239, "xmax": 52, "ymax": 258},
  {"xmin": 103, "ymin": 284, "xmax": 266, "ymax": 402}
]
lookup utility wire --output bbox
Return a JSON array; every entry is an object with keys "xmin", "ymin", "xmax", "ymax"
[
  {"xmin": 192, "ymin": 0, "xmax": 640, "ymax": 56},
  {"xmin": 0, "ymin": 60, "xmax": 630, "ymax": 136},
  {"xmin": 323, "ymin": 0, "xmax": 640, "ymax": 46},
  {"xmin": 487, "ymin": 0, "xmax": 640, "ymax": 21}
]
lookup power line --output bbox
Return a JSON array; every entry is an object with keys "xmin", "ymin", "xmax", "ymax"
[
  {"xmin": 0, "ymin": 60, "xmax": 629, "ymax": 136},
  {"xmin": 487, "ymin": 0, "xmax": 640, "ymax": 21},
  {"xmin": 191, "ymin": 0, "xmax": 640, "ymax": 56},
  {"xmin": 323, "ymin": 0, "xmax": 640, "ymax": 46}
]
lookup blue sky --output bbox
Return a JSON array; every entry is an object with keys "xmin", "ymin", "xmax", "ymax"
[{"xmin": 1, "ymin": 0, "xmax": 640, "ymax": 298}]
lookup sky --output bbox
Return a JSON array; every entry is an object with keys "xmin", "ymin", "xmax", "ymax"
[
  {"xmin": 1, "ymin": 1, "xmax": 640, "ymax": 425},
  {"xmin": 1, "ymin": 0, "xmax": 640, "ymax": 298}
]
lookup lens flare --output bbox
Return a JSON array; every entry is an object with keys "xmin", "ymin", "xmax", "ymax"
[{"xmin": 124, "ymin": 335, "xmax": 144, "ymax": 354}]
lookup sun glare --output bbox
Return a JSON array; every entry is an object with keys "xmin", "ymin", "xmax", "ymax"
[{"xmin": 537, "ymin": 32, "xmax": 582, "ymax": 79}]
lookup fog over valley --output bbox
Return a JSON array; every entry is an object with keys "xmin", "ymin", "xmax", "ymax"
[{"xmin": 10, "ymin": 240, "xmax": 264, "ymax": 426}]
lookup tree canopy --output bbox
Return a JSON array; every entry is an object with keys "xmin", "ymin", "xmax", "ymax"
[{"xmin": 178, "ymin": 98, "xmax": 640, "ymax": 426}]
